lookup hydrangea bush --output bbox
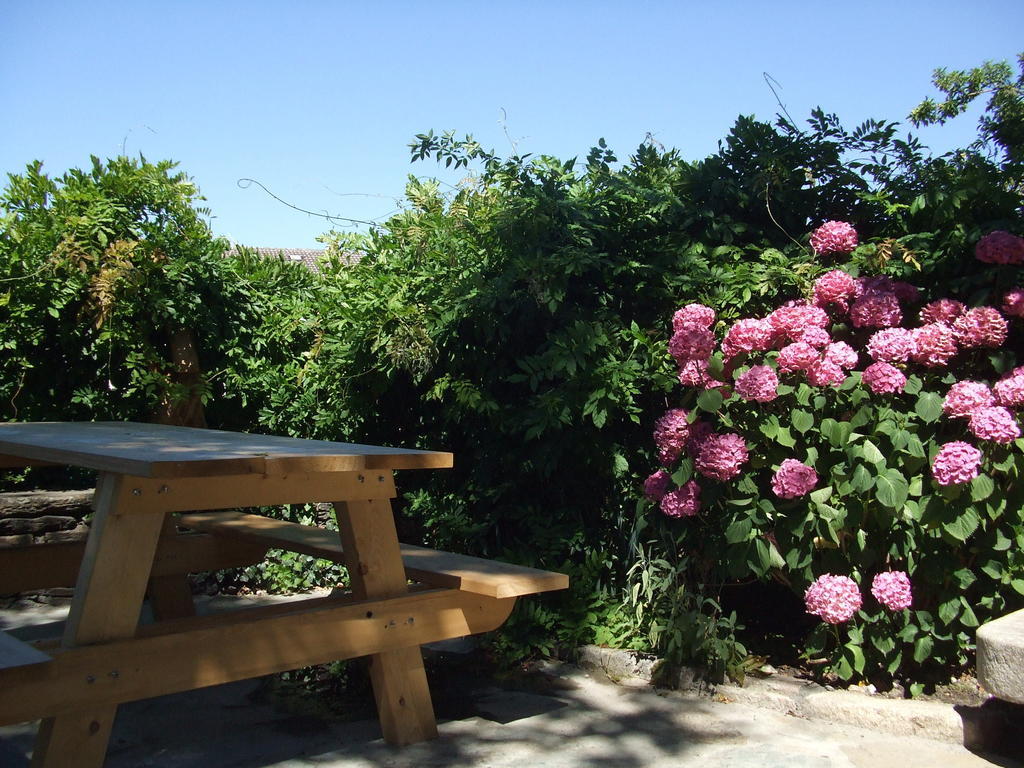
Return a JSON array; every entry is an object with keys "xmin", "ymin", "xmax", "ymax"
[{"xmin": 642, "ymin": 224, "xmax": 1024, "ymax": 690}]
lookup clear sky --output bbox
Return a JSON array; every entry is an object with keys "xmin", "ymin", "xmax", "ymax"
[{"xmin": 2, "ymin": 1, "xmax": 1022, "ymax": 249}]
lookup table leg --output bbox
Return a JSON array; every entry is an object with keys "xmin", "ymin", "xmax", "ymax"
[
  {"xmin": 146, "ymin": 514, "xmax": 197, "ymax": 621},
  {"xmin": 334, "ymin": 498, "xmax": 438, "ymax": 745},
  {"xmin": 31, "ymin": 472, "xmax": 167, "ymax": 768}
]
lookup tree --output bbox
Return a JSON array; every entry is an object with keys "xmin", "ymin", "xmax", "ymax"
[
  {"xmin": 910, "ymin": 53, "xmax": 1024, "ymax": 185},
  {"xmin": 0, "ymin": 156, "xmax": 229, "ymax": 425}
]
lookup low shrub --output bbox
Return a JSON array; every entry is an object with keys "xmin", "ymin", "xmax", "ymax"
[{"xmin": 639, "ymin": 224, "xmax": 1024, "ymax": 692}]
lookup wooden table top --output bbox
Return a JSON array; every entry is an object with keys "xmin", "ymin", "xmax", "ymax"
[{"xmin": 0, "ymin": 422, "xmax": 453, "ymax": 478}]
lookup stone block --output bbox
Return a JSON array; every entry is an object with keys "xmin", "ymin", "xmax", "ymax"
[
  {"xmin": 977, "ymin": 608, "xmax": 1024, "ymax": 705},
  {"xmin": 0, "ymin": 515, "xmax": 79, "ymax": 536}
]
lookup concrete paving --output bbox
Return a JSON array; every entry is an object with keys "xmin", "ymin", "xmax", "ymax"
[{"xmin": 1, "ymin": 596, "xmax": 1020, "ymax": 768}]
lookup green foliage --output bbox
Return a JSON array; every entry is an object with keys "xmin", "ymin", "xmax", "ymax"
[
  {"xmin": 619, "ymin": 500, "xmax": 749, "ymax": 682},
  {"xmin": 4, "ymin": 54, "xmax": 1024, "ymax": 687},
  {"xmin": 0, "ymin": 156, "xmax": 230, "ymax": 424},
  {"xmin": 910, "ymin": 52, "xmax": 1024, "ymax": 181}
]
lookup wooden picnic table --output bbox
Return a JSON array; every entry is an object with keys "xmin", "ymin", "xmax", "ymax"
[{"xmin": 0, "ymin": 422, "xmax": 568, "ymax": 767}]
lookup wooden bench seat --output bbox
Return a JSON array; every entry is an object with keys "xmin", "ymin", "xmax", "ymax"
[
  {"xmin": 177, "ymin": 511, "xmax": 568, "ymax": 600},
  {"xmin": 0, "ymin": 630, "xmax": 51, "ymax": 671}
]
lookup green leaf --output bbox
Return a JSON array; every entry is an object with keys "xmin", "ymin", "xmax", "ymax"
[
  {"xmin": 759, "ymin": 416, "xmax": 779, "ymax": 440},
  {"xmin": 861, "ymin": 439, "xmax": 885, "ymax": 465},
  {"xmin": 821, "ymin": 418, "xmax": 853, "ymax": 448},
  {"xmin": 937, "ymin": 597, "xmax": 961, "ymax": 625},
  {"xmin": 904, "ymin": 434, "xmax": 926, "ymax": 458},
  {"xmin": 871, "ymin": 634, "xmax": 896, "ymax": 655},
  {"xmin": 897, "ymin": 623, "xmax": 918, "ymax": 642},
  {"xmin": 725, "ymin": 517, "xmax": 753, "ymax": 544},
  {"xmin": 959, "ymin": 599, "xmax": 980, "ymax": 628},
  {"xmin": 809, "ymin": 486, "xmax": 833, "ymax": 505},
  {"xmin": 952, "ymin": 567, "xmax": 977, "ymax": 589},
  {"xmin": 851, "ymin": 464, "xmax": 874, "ymax": 492},
  {"xmin": 970, "ymin": 474, "xmax": 995, "ymax": 503},
  {"xmin": 775, "ymin": 426, "xmax": 796, "ymax": 448},
  {"xmin": 875, "ymin": 470, "xmax": 909, "ymax": 510},
  {"xmin": 904, "ymin": 375, "xmax": 923, "ymax": 395},
  {"xmin": 914, "ymin": 392, "xmax": 943, "ymax": 423},
  {"xmin": 913, "ymin": 635, "xmax": 934, "ymax": 663},
  {"xmin": 697, "ymin": 388, "xmax": 723, "ymax": 413},
  {"xmin": 943, "ymin": 508, "xmax": 981, "ymax": 542},
  {"xmin": 791, "ymin": 409, "xmax": 814, "ymax": 434},
  {"xmin": 846, "ymin": 643, "xmax": 866, "ymax": 674},
  {"xmin": 833, "ymin": 655, "xmax": 853, "ymax": 680},
  {"xmin": 671, "ymin": 459, "xmax": 693, "ymax": 486}
]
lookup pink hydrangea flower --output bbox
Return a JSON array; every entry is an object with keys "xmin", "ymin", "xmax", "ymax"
[
  {"xmin": 669, "ymin": 326, "xmax": 716, "ymax": 363},
  {"xmin": 660, "ymin": 481, "xmax": 701, "ymax": 518},
  {"xmin": 695, "ymin": 433, "xmax": 749, "ymax": 481},
  {"xmin": 643, "ymin": 470, "xmax": 672, "ymax": 502},
  {"xmin": 654, "ymin": 408, "xmax": 690, "ymax": 465},
  {"xmin": 797, "ymin": 327, "xmax": 831, "ymax": 348},
  {"xmin": 943, "ymin": 381, "xmax": 995, "ymax": 418},
  {"xmin": 892, "ymin": 281, "xmax": 920, "ymax": 303},
  {"xmin": 969, "ymin": 406, "xmax": 1021, "ymax": 443},
  {"xmin": 777, "ymin": 342, "xmax": 820, "ymax": 373},
  {"xmin": 871, "ymin": 571, "xmax": 912, "ymax": 611},
  {"xmin": 920, "ymin": 299, "xmax": 967, "ymax": 325},
  {"xmin": 813, "ymin": 269, "xmax": 859, "ymax": 310},
  {"xmin": 685, "ymin": 420, "xmax": 714, "ymax": 459},
  {"xmin": 810, "ymin": 221, "xmax": 859, "ymax": 255},
  {"xmin": 911, "ymin": 323, "xmax": 958, "ymax": 367},
  {"xmin": 807, "ymin": 359, "xmax": 846, "ymax": 387},
  {"xmin": 975, "ymin": 230, "xmax": 1024, "ymax": 265},
  {"xmin": 850, "ymin": 292, "xmax": 902, "ymax": 328},
  {"xmin": 862, "ymin": 362, "xmax": 907, "ymax": 394},
  {"xmin": 1003, "ymin": 289, "xmax": 1024, "ymax": 318},
  {"xmin": 804, "ymin": 574, "xmax": 862, "ymax": 624},
  {"xmin": 857, "ymin": 276, "xmax": 898, "ymax": 296},
  {"xmin": 994, "ymin": 374, "xmax": 1024, "ymax": 408},
  {"xmin": 678, "ymin": 359, "xmax": 720, "ymax": 389},
  {"xmin": 673, "ymin": 303, "xmax": 716, "ymax": 332},
  {"xmin": 768, "ymin": 304, "xmax": 831, "ymax": 342},
  {"xmin": 824, "ymin": 341, "xmax": 858, "ymax": 370},
  {"xmin": 771, "ymin": 459, "xmax": 818, "ymax": 499},
  {"xmin": 721, "ymin": 318, "xmax": 774, "ymax": 359},
  {"xmin": 952, "ymin": 307, "xmax": 1008, "ymax": 349},
  {"xmin": 931, "ymin": 441, "xmax": 983, "ymax": 486},
  {"xmin": 866, "ymin": 328, "xmax": 917, "ymax": 363},
  {"xmin": 734, "ymin": 365, "xmax": 779, "ymax": 402}
]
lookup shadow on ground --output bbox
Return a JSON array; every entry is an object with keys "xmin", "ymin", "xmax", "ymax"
[{"xmin": 0, "ymin": 663, "xmax": 736, "ymax": 768}]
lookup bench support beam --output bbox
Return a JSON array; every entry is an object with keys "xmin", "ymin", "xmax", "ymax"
[{"xmin": 0, "ymin": 588, "xmax": 513, "ymax": 726}]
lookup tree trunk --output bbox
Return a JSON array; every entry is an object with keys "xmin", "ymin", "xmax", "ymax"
[{"xmin": 153, "ymin": 327, "xmax": 208, "ymax": 428}]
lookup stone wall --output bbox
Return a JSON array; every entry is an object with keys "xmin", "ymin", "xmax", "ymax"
[{"xmin": 0, "ymin": 490, "xmax": 93, "ymax": 548}]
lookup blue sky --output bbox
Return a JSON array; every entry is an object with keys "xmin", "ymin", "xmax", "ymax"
[{"xmin": 2, "ymin": 1, "xmax": 1022, "ymax": 249}]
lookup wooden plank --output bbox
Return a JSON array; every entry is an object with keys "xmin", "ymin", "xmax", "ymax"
[
  {"xmin": 0, "ymin": 422, "xmax": 453, "ymax": 477},
  {"xmin": 0, "ymin": 454, "xmax": 57, "ymax": 468},
  {"xmin": 118, "ymin": 469, "xmax": 398, "ymax": 514},
  {"xmin": 32, "ymin": 471, "xmax": 169, "ymax": 768},
  {"xmin": 400, "ymin": 544, "xmax": 569, "ymax": 599},
  {"xmin": 0, "ymin": 534, "xmax": 269, "ymax": 593},
  {"xmin": 178, "ymin": 511, "xmax": 345, "ymax": 559},
  {"xmin": 336, "ymin": 498, "xmax": 438, "ymax": 745},
  {"xmin": 0, "ymin": 589, "xmax": 515, "ymax": 726},
  {"xmin": 178, "ymin": 511, "xmax": 569, "ymax": 599},
  {"xmin": 0, "ymin": 631, "xmax": 52, "ymax": 670}
]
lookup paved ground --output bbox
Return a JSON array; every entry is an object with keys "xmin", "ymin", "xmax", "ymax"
[{"xmin": 1, "ymin": 597, "xmax": 1020, "ymax": 768}]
